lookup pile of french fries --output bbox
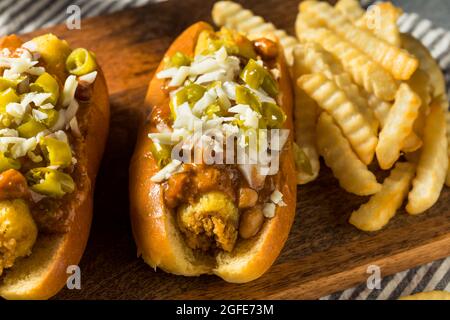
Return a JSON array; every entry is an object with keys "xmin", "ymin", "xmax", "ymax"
[{"xmin": 212, "ymin": 0, "xmax": 450, "ymax": 232}]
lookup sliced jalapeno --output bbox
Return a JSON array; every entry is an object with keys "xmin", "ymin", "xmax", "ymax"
[
  {"xmin": 17, "ymin": 119, "xmax": 46, "ymax": 138},
  {"xmin": 29, "ymin": 72, "xmax": 60, "ymax": 105},
  {"xmin": 66, "ymin": 48, "xmax": 97, "ymax": 76},
  {"xmin": 194, "ymin": 29, "xmax": 256, "ymax": 59},
  {"xmin": 149, "ymin": 142, "xmax": 171, "ymax": 168},
  {"xmin": 293, "ymin": 143, "xmax": 313, "ymax": 176},
  {"xmin": 205, "ymin": 103, "xmax": 223, "ymax": 117},
  {"xmin": 30, "ymin": 34, "xmax": 71, "ymax": 80},
  {"xmin": 240, "ymin": 59, "xmax": 279, "ymax": 97},
  {"xmin": 173, "ymin": 83, "xmax": 206, "ymax": 107},
  {"xmin": 0, "ymin": 153, "xmax": 21, "ymax": 173},
  {"xmin": 235, "ymin": 85, "xmax": 261, "ymax": 113},
  {"xmin": 0, "ymin": 88, "xmax": 20, "ymax": 111},
  {"xmin": 240, "ymin": 59, "xmax": 266, "ymax": 89},
  {"xmin": 261, "ymin": 73, "xmax": 279, "ymax": 97},
  {"xmin": 0, "ymin": 88, "xmax": 20, "ymax": 127},
  {"xmin": 261, "ymin": 102, "xmax": 286, "ymax": 129},
  {"xmin": 0, "ymin": 77, "xmax": 23, "ymax": 91},
  {"xmin": 26, "ymin": 167, "xmax": 74, "ymax": 198},
  {"xmin": 40, "ymin": 137, "xmax": 72, "ymax": 168},
  {"xmin": 39, "ymin": 108, "xmax": 59, "ymax": 128},
  {"xmin": 167, "ymin": 51, "xmax": 191, "ymax": 68}
]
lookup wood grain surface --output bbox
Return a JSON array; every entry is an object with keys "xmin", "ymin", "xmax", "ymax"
[{"xmin": 21, "ymin": 0, "xmax": 450, "ymax": 299}]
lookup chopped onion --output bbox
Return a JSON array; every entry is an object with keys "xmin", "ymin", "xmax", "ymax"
[
  {"xmin": 65, "ymin": 99, "xmax": 79, "ymax": 123},
  {"xmin": 69, "ymin": 117, "xmax": 81, "ymax": 137},
  {"xmin": 192, "ymin": 89, "xmax": 217, "ymax": 115},
  {"xmin": 62, "ymin": 75, "xmax": 78, "ymax": 107},
  {"xmin": 194, "ymin": 70, "xmax": 226, "ymax": 84},
  {"xmin": 168, "ymin": 66, "xmax": 190, "ymax": 87},
  {"xmin": 156, "ymin": 67, "xmax": 178, "ymax": 79},
  {"xmin": 150, "ymin": 159, "xmax": 182, "ymax": 183},
  {"xmin": 78, "ymin": 71, "xmax": 98, "ymax": 84},
  {"xmin": 222, "ymin": 81, "xmax": 237, "ymax": 100},
  {"xmin": 189, "ymin": 58, "xmax": 220, "ymax": 75},
  {"xmin": 32, "ymin": 109, "xmax": 49, "ymax": 121}
]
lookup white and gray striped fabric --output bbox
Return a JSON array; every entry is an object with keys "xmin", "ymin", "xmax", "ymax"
[
  {"xmin": 0, "ymin": 0, "xmax": 159, "ymax": 36},
  {"xmin": 0, "ymin": 0, "xmax": 449, "ymax": 300}
]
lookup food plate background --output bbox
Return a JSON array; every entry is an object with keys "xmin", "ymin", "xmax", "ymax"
[{"xmin": 3, "ymin": 0, "xmax": 449, "ymax": 299}]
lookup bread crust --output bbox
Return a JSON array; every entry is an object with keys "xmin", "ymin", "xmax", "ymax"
[
  {"xmin": 129, "ymin": 22, "xmax": 296, "ymax": 282},
  {"xmin": 0, "ymin": 35, "xmax": 110, "ymax": 299}
]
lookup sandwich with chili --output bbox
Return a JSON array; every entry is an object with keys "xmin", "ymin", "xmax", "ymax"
[
  {"xmin": 129, "ymin": 22, "xmax": 295, "ymax": 282},
  {"xmin": 0, "ymin": 34, "xmax": 109, "ymax": 299}
]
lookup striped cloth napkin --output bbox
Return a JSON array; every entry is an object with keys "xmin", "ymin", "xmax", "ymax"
[{"xmin": 0, "ymin": 0, "xmax": 448, "ymax": 300}]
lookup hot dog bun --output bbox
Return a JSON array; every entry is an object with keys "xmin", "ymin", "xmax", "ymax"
[
  {"xmin": 129, "ymin": 22, "xmax": 296, "ymax": 283},
  {"xmin": 0, "ymin": 34, "xmax": 110, "ymax": 299}
]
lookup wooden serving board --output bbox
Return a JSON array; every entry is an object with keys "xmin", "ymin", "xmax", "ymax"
[{"xmin": 22, "ymin": 0, "xmax": 450, "ymax": 299}]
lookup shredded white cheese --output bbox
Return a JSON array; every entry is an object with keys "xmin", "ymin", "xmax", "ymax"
[
  {"xmin": 78, "ymin": 71, "xmax": 98, "ymax": 84},
  {"xmin": 62, "ymin": 75, "xmax": 78, "ymax": 107},
  {"xmin": 150, "ymin": 159, "xmax": 182, "ymax": 183}
]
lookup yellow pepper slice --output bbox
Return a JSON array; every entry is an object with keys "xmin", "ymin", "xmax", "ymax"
[
  {"xmin": 0, "ymin": 153, "xmax": 21, "ymax": 173},
  {"xmin": 40, "ymin": 137, "xmax": 72, "ymax": 168},
  {"xmin": 26, "ymin": 168, "xmax": 75, "ymax": 198},
  {"xmin": 66, "ymin": 48, "xmax": 97, "ymax": 76},
  {"xmin": 240, "ymin": 59, "xmax": 279, "ymax": 97},
  {"xmin": 17, "ymin": 119, "xmax": 47, "ymax": 138},
  {"xmin": 30, "ymin": 34, "xmax": 71, "ymax": 80},
  {"xmin": 149, "ymin": 142, "xmax": 172, "ymax": 168},
  {"xmin": 174, "ymin": 83, "xmax": 206, "ymax": 106},
  {"xmin": 0, "ymin": 88, "xmax": 20, "ymax": 127},
  {"xmin": 38, "ymin": 108, "xmax": 59, "ymax": 128},
  {"xmin": 167, "ymin": 51, "xmax": 191, "ymax": 68},
  {"xmin": 0, "ymin": 88, "xmax": 20, "ymax": 111},
  {"xmin": 0, "ymin": 77, "xmax": 23, "ymax": 91},
  {"xmin": 235, "ymin": 85, "xmax": 261, "ymax": 113},
  {"xmin": 261, "ymin": 102, "xmax": 286, "ymax": 129},
  {"xmin": 29, "ymin": 72, "xmax": 60, "ymax": 105},
  {"xmin": 205, "ymin": 103, "xmax": 223, "ymax": 117},
  {"xmin": 172, "ymin": 83, "xmax": 206, "ymax": 118},
  {"xmin": 195, "ymin": 28, "xmax": 256, "ymax": 59}
]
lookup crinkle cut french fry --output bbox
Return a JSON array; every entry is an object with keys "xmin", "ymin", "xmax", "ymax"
[
  {"xmin": 355, "ymin": 2, "xmax": 402, "ymax": 47},
  {"xmin": 376, "ymin": 84, "xmax": 421, "ymax": 170},
  {"xmin": 296, "ymin": 27, "xmax": 398, "ymax": 101},
  {"xmin": 333, "ymin": 73, "xmax": 378, "ymax": 134},
  {"xmin": 316, "ymin": 112, "xmax": 381, "ymax": 196},
  {"xmin": 295, "ymin": 11, "xmax": 325, "ymax": 32},
  {"xmin": 399, "ymin": 69, "xmax": 432, "ymax": 153},
  {"xmin": 212, "ymin": 1, "xmax": 298, "ymax": 64},
  {"xmin": 293, "ymin": 42, "xmax": 343, "ymax": 78},
  {"xmin": 401, "ymin": 34, "xmax": 446, "ymax": 99},
  {"xmin": 407, "ymin": 69, "xmax": 432, "ymax": 135},
  {"xmin": 431, "ymin": 94, "xmax": 450, "ymax": 187},
  {"xmin": 335, "ymin": 0, "xmax": 364, "ymax": 22},
  {"xmin": 292, "ymin": 46, "xmax": 321, "ymax": 184},
  {"xmin": 349, "ymin": 162, "xmax": 415, "ymax": 232},
  {"xmin": 293, "ymin": 43, "xmax": 378, "ymax": 134},
  {"xmin": 367, "ymin": 94, "xmax": 391, "ymax": 128},
  {"xmin": 300, "ymin": 1, "xmax": 418, "ymax": 80},
  {"xmin": 446, "ymin": 109, "xmax": 450, "ymax": 186},
  {"xmin": 298, "ymin": 73, "xmax": 378, "ymax": 165},
  {"xmin": 406, "ymin": 103, "xmax": 448, "ymax": 215},
  {"xmin": 402, "ymin": 132, "xmax": 423, "ymax": 153}
]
